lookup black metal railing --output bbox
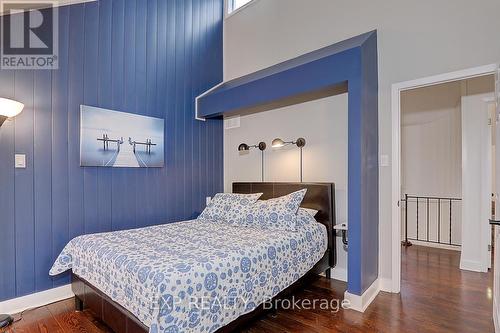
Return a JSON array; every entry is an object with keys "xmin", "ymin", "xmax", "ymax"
[{"xmin": 402, "ymin": 194, "xmax": 462, "ymax": 247}]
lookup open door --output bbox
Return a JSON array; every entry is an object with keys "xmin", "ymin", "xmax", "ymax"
[
  {"xmin": 461, "ymin": 75, "xmax": 495, "ymax": 273},
  {"xmin": 493, "ymin": 65, "xmax": 500, "ymax": 333}
]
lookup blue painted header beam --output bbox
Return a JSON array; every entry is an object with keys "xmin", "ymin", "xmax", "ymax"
[
  {"xmin": 197, "ymin": 31, "xmax": 373, "ymax": 118},
  {"xmin": 197, "ymin": 31, "xmax": 379, "ymax": 296}
]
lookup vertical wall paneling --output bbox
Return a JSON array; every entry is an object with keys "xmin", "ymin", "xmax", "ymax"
[
  {"xmin": 208, "ymin": 0, "xmax": 224, "ymax": 199},
  {"xmin": 123, "ymin": 0, "xmax": 137, "ymax": 229},
  {"xmin": 51, "ymin": 6, "xmax": 70, "ymax": 288},
  {"xmin": 200, "ymin": 0, "xmax": 209, "ymax": 202},
  {"xmin": 110, "ymin": 0, "xmax": 127, "ymax": 230},
  {"xmin": 146, "ymin": 0, "xmax": 158, "ymax": 226},
  {"xmin": 191, "ymin": 1, "xmax": 201, "ymax": 215},
  {"xmin": 184, "ymin": 0, "xmax": 193, "ymax": 217},
  {"xmin": 97, "ymin": 0, "xmax": 113, "ymax": 233},
  {"xmin": 0, "ymin": 70, "xmax": 16, "ymax": 300},
  {"xmin": 83, "ymin": 1, "xmax": 99, "ymax": 235},
  {"xmin": 14, "ymin": 70, "xmax": 35, "ymax": 296},
  {"xmin": 213, "ymin": 0, "xmax": 223, "ymax": 195},
  {"xmin": 205, "ymin": 0, "xmax": 212, "ymax": 198},
  {"xmin": 134, "ymin": 0, "xmax": 147, "ymax": 227},
  {"xmin": 156, "ymin": 0, "xmax": 168, "ymax": 224},
  {"xmin": 165, "ymin": 0, "xmax": 176, "ymax": 223},
  {"xmin": 174, "ymin": 0, "xmax": 185, "ymax": 220},
  {"xmin": 0, "ymin": 0, "xmax": 223, "ymax": 302},
  {"xmin": 208, "ymin": 1, "xmax": 216, "ymax": 199},
  {"xmin": 191, "ymin": 0, "xmax": 200, "ymax": 214},
  {"xmin": 33, "ymin": 70, "xmax": 53, "ymax": 292},
  {"xmin": 68, "ymin": 4, "xmax": 85, "ymax": 240}
]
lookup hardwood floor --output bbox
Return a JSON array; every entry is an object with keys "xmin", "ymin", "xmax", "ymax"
[{"xmin": 1, "ymin": 245, "xmax": 493, "ymax": 333}]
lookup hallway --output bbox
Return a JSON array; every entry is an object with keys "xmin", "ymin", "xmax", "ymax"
[{"xmin": 396, "ymin": 245, "xmax": 493, "ymax": 332}]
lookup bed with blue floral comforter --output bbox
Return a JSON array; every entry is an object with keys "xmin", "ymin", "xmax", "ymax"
[{"xmin": 50, "ymin": 219, "xmax": 327, "ymax": 333}]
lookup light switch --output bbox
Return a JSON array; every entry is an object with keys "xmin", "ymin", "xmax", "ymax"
[
  {"xmin": 15, "ymin": 154, "xmax": 26, "ymax": 168},
  {"xmin": 380, "ymin": 154, "xmax": 390, "ymax": 167}
]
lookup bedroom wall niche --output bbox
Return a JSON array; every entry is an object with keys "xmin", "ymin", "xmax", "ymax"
[
  {"xmin": 0, "ymin": 0, "xmax": 223, "ymax": 302},
  {"xmin": 224, "ymin": 93, "xmax": 349, "ymax": 281},
  {"xmin": 197, "ymin": 31, "xmax": 378, "ymax": 297}
]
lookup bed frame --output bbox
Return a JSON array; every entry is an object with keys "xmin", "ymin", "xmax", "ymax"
[{"xmin": 72, "ymin": 182, "xmax": 336, "ymax": 333}]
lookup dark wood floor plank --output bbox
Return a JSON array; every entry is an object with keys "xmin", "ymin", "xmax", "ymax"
[
  {"xmin": 0, "ymin": 305, "xmax": 62, "ymax": 333},
  {"xmin": 47, "ymin": 298, "xmax": 107, "ymax": 333},
  {"xmin": 1, "ymin": 246, "xmax": 494, "ymax": 333},
  {"xmin": 19, "ymin": 307, "xmax": 61, "ymax": 333}
]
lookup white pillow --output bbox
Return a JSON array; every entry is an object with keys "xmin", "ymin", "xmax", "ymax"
[
  {"xmin": 238, "ymin": 189, "xmax": 307, "ymax": 231},
  {"xmin": 296, "ymin": 208, "xmax": 318, "ymax": 228},
  {"xmin": 198, "ymin": 192, "xmax": 263, "ymax": 222},
  {"xmin": 301, "ymin": 207, "xmax": 318, "ymax": 217}
]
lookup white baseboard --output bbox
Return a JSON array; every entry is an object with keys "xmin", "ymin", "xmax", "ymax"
[
  {"xmin": 494, "ymin": 297, "xmax": 499, "ymax": 333},
  {"xmin": 344, "ymin": 278, "xmax": 380, "ymax": 312},
  {"xmin": 460, "ymin": 259, "xmax": 486, "ymax": 272},
  {"xmin": 330, "ymin": 267, "xmax": 347, "ymax": 282},
  {"xmin": 319, "ymin": 268, "xmax": 347, "ymax": 282},
  {"xmin": 0, "ymin": 285, "xmax": 74, "ymax": 315},
  {"xmin": 379, "ymin": 278, "xmax": 393, "ymax": 292},
  {"xmin": 409, "ymin": 240, "xmax": 461, "ymax": 252}
]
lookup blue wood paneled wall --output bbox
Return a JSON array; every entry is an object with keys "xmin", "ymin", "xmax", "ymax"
[{"xmin": 0, "ymin": 0, "xmax": 223, "ymax": 302}]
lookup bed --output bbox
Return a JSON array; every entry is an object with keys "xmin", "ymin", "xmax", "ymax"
[{"xmin": 50, "ymin": 182, "xmax": 336, "ymax": 333}]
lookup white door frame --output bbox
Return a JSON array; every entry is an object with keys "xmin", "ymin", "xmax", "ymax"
[{"xmin": 390, "ymin": 63, "xmax": 498, "ymax": 293}]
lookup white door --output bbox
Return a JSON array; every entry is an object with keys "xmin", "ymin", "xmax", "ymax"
[
  {"xmin": 461, "ymin": 89, "xmax": 494, "ymax": 272},
  {"xmin": 493, "ymin": 65, "xmax": 500, "ymax": 333}
]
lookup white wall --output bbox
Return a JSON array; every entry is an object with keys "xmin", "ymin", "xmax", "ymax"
[
  {"xmin": 224, "ymin": 94, "xmax": 349, "ymax": 280},
  {"xmin": 223, "ymin": 0, "xmax": 500, "ymax": 282},
  {"xmin": 401, "ymin": 83, "xmax": 462, "ymax": 245},
  {"xmin": 401, "ymin": 83, "xmax": 462, "ymax": 198}
]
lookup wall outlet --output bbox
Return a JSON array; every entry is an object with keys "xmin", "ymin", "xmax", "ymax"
[
  {"xmin": 206, "ymin": 196, "xmax": 212, "ymax": 206},
  {"xmin": 15, "ymin": 154, "xmax": 26, "ymax": 168}
]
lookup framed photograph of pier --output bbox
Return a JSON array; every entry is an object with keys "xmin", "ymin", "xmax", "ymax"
[{"xmin": 80, "ymin": 105, "xmax": 164, "ymax": 167}]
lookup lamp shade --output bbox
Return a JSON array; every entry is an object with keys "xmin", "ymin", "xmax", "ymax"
[
  {"xmin": 0, "ymin": 98, "xmax": 24, "ymax": 118},
  {"xmin": 271, "ymin": 138, "xmax": 285, "ymax": 148}
]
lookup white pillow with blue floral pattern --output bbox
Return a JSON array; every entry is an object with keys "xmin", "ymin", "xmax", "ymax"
[
  {"xmin": 296, "ymin": 207, "xmax": 318, "ymax": 228},
  {"xmin": 198, "ymin": 192, "xmax": 263, "ymax": 222},
  {"xmin": 239, "ymin": 189, "xmax": 307, "ymax": 231},
  {"xmin": 301, "ymin": 207, "xmax": 318, "ymax": 217}
]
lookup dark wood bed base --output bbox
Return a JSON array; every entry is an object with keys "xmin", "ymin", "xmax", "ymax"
[{"xmin": 72, "ymin": 182, "xmax": 337, "ymax": 333}]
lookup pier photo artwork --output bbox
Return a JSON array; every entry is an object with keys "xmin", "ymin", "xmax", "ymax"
[{"xmin": 80, "ymin": 105, "xmax": 164, "ymax": 167}]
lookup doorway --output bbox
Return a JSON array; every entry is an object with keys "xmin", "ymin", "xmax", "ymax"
[{"xmin": 391, "ymin": 64, "xmax": 498, "ymax": 293}]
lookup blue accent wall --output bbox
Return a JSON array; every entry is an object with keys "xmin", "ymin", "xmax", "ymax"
[
  {"xmin": 197, "ymin": 31, "xmax": 378, "ymax": 296},
  {"xmin": 0, "ymin": 0, "xmax": 223, "ymax": 302}
]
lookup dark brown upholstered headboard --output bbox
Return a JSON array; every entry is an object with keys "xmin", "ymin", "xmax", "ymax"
[{"xmin": 232, "ymin": 182, "xmax": 336, "ymax": 268}]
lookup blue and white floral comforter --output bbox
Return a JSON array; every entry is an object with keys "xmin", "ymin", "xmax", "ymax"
[{"xmin": 50, "ymin": 219, "xmax": 327, "ymax": 333}]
